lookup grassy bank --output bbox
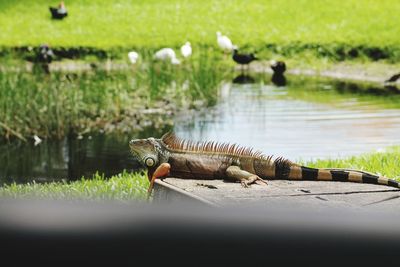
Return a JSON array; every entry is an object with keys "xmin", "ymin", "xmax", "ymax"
[
  {"xmin": 1, "ymin": 0, "xmax": 400, "ymax": 61},
  {"xmin": 0, "ymin": 171, "xmax": 149, "ymax": 201},
  {"xmin": 1, "ymin": 65, "xmax": 399, "ymax": 142},
  {"xmin": 1, "ymin": 147, "xmax": 399, "ymax": 201},
  {"xmin": 0, "ymin": 49, "xmax": 225, "ymax": 141},
  {"xmin": 307, "ymin": 146, "xmax": 400, "ymax": 180}
]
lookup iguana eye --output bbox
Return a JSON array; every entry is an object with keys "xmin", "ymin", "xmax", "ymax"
[{"xmin": 144, "ymin": 157, "xmax": 155, "ymax": 167}]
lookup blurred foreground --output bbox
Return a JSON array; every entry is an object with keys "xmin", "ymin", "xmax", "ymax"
[{"xmin": 1, "ymin": 198, "xmax": 399, "ymax": 265}]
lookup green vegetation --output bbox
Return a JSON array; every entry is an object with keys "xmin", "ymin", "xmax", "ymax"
[
  {"xmin": 307, "ymin": 146, "xmax": 400, "ymax": 180},
  {"xmin": 1, "ymin": 64, "xmax": 399, "ymax": 141},
  {"xmin": 0, "ymin": 50, "xmax": 225, "ymax": 140},
  {"xmin": 1, "ymin": 147, "xmax": 399, "ymax": 201},
  {"xmin": 1, "ymin": 0, "xmax": 400, "ymax": 61},
  {"xmin": 0, "ymin": 171, "xmax": 149, "ymax": 201},
  {"xmin": 1, "ymin": 1, "xmax": 399, "ymax": 198}
]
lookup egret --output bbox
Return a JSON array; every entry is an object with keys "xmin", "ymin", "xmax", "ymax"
[
  {"xmin": 171, "ymin": 57, "xmax": 181, "ymax": 65},
  {"xmin": 128, "ymin": 51, "xmax": 139, "ymax": 64},
  {"xmin": 154, "ymin": 48, "xmax": 180, "ymax": 64},
  {"xmin": 216, "ymin": 31, "xmax": 234, "ymax": 52},
  {"xmin": 180, "ymin": 42, "xmax": 192, "ymax": 58}
]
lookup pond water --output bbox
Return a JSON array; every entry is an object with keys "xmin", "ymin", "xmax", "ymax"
[
  {"xmin": 175, "ymin": 77, "xmax": 400, "ymax": 161},
  {"xmin": 1, "ymin": 74, "xmax": 400, "ymax": 184}
]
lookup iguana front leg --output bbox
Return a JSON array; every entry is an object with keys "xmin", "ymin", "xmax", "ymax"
[
  {"xmin": 147, "ymin": 163, "xmax": 171, "ymax": 199},
  {"xmin": 225, "ymin": 166, "xmax": 268, "ymax": 187}
]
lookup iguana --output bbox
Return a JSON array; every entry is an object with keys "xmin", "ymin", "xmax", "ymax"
[{"xmin": 129, "ymin": 132, "xmax": 400, "ymax": 196}]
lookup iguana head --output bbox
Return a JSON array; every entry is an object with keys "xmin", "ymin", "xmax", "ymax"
[{"xmin": 129, "ymin": 137, "xmax": 162, "ymax": 168}]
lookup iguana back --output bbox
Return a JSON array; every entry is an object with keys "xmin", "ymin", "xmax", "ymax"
[{"xmin": 129, "ymin": 132, "xmax": 400, "ymax": 192}]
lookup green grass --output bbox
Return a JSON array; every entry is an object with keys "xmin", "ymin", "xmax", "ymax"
[
  {"xmin": 0, "ymin": 49, "xmax": 225, "ymax": 140},
  {"xmin": 0, "ymin": 171, "xmax": 149, "ymax": 201},
  {"xmin": 1, "ymin": 147, "xmax": 399, "ymax": 201},
  {"xmin": 1, "ymin": 65, "xmax": 399, "ymax": 141},
  {"xmin": 1, "ymin": 0, "xmax": 400, "ymax": 61},
  {"xmin": 307, "ymin": 146, "xmax": 400, "ymax": 180}
]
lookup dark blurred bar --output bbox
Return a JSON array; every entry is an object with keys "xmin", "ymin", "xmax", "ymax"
[{"xmin": 0, "ymin": 198, "xmax": 400, "ymax": 265}]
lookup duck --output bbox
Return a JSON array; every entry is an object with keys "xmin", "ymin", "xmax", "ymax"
[
  {"xmin": 128, "ymin": 51, "xmax": 139, "ymax": 64},
  {"xmin": 216, "ymin": 31, "xmax": 234, "ymax": 52},
  {"xmin": 384, "ymin": 73, "xmax": 400, "ymax": 83},
  {"xmin": 36, "ymin": 44, "xmax": 55, "ymax": 64},
  {"xmin": 180, "ymin": 42, "xmax": 192, "ymax": 58},
  {"xmin": 154, "ymin": 48, "xmax": 180, "ymax": 64},
  {"xmin": 49, "ymin": 1, "xmax": 68, "ymax": 19},
  {"xmin": 232, "ymin": 48, "xmax": 258, "ymax": 67},
  {"xmin": 33, "ymin": 44, "xmax": 55, "ymax": 73},
  {"xmin": 270, "ymin": 60, "xmax": 286, "ymax": 75}
]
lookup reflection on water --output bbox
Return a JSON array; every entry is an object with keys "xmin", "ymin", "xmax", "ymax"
[
  {"xmin": 174, "ymin": 78, "xmax": 400, "ymax": 162},
  {"xmin": 2, "ymin": 75, "xmax": 400, "ymax": 184},
  {"xmin": 232, "ymin": 74, "xmax": 256, "ymax": 84},
  {"xmin": 0, "ymin": 134, "xmax": 140, "ymax": 185},
  {"xmin": 271, "ymin": 73, "xmax": 287, "ymax": 87},
  {"xmin": 0, "ymin": 127, "xmax": 171, "ymax": 185}
]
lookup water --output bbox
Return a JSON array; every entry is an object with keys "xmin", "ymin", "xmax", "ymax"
[
  {"xmin": 175, "ymin": 78, "xmax": 400, "ymax": 161},
  {"xmin": 1, "ymin": 74, "xmax": 400, "ymax": 184},
  {"xmin": 0, "ymin": 134, "xmax": 136, "ymax": 184}
]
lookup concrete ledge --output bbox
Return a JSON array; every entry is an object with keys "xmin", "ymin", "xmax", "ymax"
[
  {"xmin": 153, "ymin": 178, "xmax": 400, "ymax": 210},
  {"xmin": 153, "ymin": 179, "xmax": 218, "ymax": 206}
]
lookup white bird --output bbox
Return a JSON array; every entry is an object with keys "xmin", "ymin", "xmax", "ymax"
[
  {"xmin": 154, "ymin": 48, "xmax": 177, "ymax": 61},
  {"xmin": 153, "ymin": 48, "xmax": 181, "ymax": 65},
  {"xmin": 127, "ymin": 51, "xmax": 139, "ymax": 64},
  {"xmin": 180, "ymin": 41, "xmax": 192, "ymax": 58},
  {"xmin": 171, "ymin": 57, "xmax": 181, "ymax": 65},
  {"xmin": 33, "ymin": 135, "xmax": 42, "ymax": 146},
  {"xmin": 216, "ymin": 31, "xmax": 233, "ymax": 52}
]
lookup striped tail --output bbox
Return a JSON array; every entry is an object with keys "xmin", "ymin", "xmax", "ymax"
[{"xmin": 288, "ymin": 165, "xmax": 400, "ymax": 189}]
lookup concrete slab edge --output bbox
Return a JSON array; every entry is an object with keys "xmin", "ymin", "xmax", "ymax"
[{"xmin": 154, "ymin": 180, "xmax": 219, "ymax": 207}]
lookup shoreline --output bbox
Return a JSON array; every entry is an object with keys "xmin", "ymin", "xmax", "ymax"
[
  {"xmin": 1, "ymin": 57, "xmax": 399, "ymax": 142},
  {"xmin": 2, "ymin": 59, "xmax": 399, "ymax": 86},
  {"xmin": 251, "ymin": 61, "xmax": 400, "ymax": 85}
]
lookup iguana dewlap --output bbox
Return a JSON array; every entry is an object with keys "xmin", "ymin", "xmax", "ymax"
[{"xmin": 129, "ymin": 132, "xmax": 400, "ymax": 196}]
